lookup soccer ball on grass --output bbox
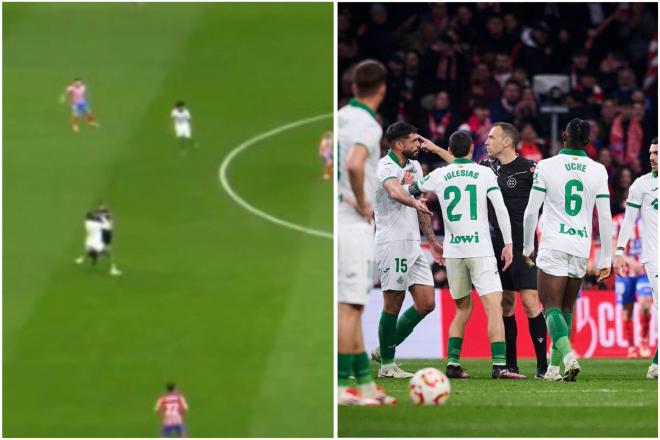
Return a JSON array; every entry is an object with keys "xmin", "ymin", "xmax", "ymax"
[{"xmin": 408, "ymin": 367, "xmax": 451, "ymax": 405}]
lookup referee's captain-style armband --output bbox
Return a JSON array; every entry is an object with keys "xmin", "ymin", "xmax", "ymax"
[{"xmin": 615, "ymin": 247, "xmax": 625, "ymax": 256}]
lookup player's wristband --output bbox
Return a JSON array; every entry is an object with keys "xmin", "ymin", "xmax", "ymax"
[{"xmin": 615, "ymin": 248, "xmax": 625, "ymax": 256}]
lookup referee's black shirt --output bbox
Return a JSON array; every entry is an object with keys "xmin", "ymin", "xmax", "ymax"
[{"xmin": 480, "ymin": 155, "xmax": 537, "ymax": 247}]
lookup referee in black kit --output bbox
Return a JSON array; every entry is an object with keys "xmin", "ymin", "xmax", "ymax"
[
  {"xmin": 420, "ymin": 122, "xmax": 548, "ymax": 379},
  {"xmin": 480, "ymin": 122, "xmax": 547, "ymax": 379}
]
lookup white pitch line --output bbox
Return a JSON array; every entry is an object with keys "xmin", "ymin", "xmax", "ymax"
[{"xmin": 219, "ymin": 113, "xmax": 333, "ymax": 240}]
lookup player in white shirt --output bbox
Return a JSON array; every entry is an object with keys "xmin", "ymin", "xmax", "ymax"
[
  {"xmin": 171, "ymin": 101, "xmax": 195, "ymax": 154},
  {"xmin": 522, "ymin": 119, "xmax": 613, "ymax": 381},
  {"xmin": 75, "ymin": 204, "xmax": 122, "ymax": 276},
  {"xmin": 614, "ymin": 138, "xmax": 658, "ymax": 379},
  {"xmin": 409, "ymin": 130, "xmax": 525, "ymax": 379},
  {"xmin": 370, "ymin": 122, "xmax": 439, "ymax": 379},
  {"xmin": 337, "ymin": 60, "xmax": 394, "ymax": 406}
]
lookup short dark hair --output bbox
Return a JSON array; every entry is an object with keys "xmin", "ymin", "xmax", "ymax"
[
  {"xmin": 384, "ymin": 122, "xmax": 418, "ymax": 144},
  {"xmin": 175, "ymin": 101, "xmax": 185, "ymax": 107},
  {"xmin": 473, "ymin": 99, "xmax": 489, "ymax": 110},
  {"xmin": 448, "ymin": 131, "xmax": 473, "ymax": 157},
  {"xmin": 166, "ymin": 383, "xmax": 176, "ymax": 392},
  {"xmin": 353, "ymin": 59, "xmax": 387, "ymax": 98},
  {"xmin": 493, "ymin": 122, "xmax": 520, "ymax": 147},
  {"xmin": 565, "ymin": 118, "xmax": 590, "ymax": 149},
  {"xmin": 651, "ymin": 137, "xmax": 658, "ymax": 145}
]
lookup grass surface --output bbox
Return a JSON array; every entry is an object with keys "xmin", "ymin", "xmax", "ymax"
[
  {"xmin": 3, "ymin": 3, "xmax": 332, "ymax": 437},
  {"xmin": 339, "ymin": 359, "xmax": 658, "ymax": 437}
]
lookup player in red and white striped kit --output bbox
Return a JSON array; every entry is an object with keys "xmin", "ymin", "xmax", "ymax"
[
  {"xmin": 154, "ymin": 383, "xmax": 188, "ymax": 437},
  {"xmin": 613, "ymin": 212, "xmax": 654, "ymax": 358}
]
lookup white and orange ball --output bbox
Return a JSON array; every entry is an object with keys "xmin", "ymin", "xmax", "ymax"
[{"xmin": 408, "ymin": 368, "xmax": 451, "ymax": 406}]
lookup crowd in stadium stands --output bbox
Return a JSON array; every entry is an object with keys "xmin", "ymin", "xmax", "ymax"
[{"xmin": 339, "ymin": 3, "xmax": 658, "ymax": 289}]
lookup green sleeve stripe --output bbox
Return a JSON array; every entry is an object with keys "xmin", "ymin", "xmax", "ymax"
[
  {"xmin": 596, "ymin": 194, "xmax": 610, "ymax": 199},
  {"xmin": 626, "ymin": 201, "xmax": 642, "ymax": 208},
  {"xmin": 382, "ymin": 176, "xmax": 397, "ymax": 184},
  {"xmin": 532, "ymin": 186, "xmax": 546, "ymax": 192},
  {"xmin": 487, "ymin": 186, "xmax": 500, "ymax": 193}
]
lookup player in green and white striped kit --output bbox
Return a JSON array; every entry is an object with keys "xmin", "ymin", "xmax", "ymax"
[
  {"xmin": 614, "ymin": 138, "xmax": 658, "ymax": 380},
  {"xmin": 408, "ymin": 130, "xmax": 525, "ymax": 379},
  {"xmin": 522, "ymin": 119, "xmax": 614, "ymax": 381}
]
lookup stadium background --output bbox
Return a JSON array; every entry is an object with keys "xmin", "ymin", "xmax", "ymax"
[
  {"xmin": 339, "ymin": 2, "xmax": 658, "ymax": 437},
  {"xmin": 4, "ymin": 3, "xmax": 332, "ymax": 437}
]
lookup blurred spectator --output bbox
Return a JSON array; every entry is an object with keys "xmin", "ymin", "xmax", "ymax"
[
  {"xmin": 568, "ymin": 49, "xmax": 592, "ymax": 90},
  {"xmin": 478, "ymin": 15, "xmax": 516, "ymax": 59},
  {"xmin": 338, "ymin": 9, "xmax": 358, "ymax": 74},
  {"xmin": 357, "ymin": 3, "xmax": 395, "ymax": 62},
  {"xmin": 513, "ymin": 21, "xmax": 551, "ymax": 77},
  {"xmin": 451, "ymin": 6, "xmax": 479, "ymax": 46},
  {"xmin": 596, "ymin": 147, "xmax": 616, "ymax": 190},
  {"xmin": 503, "ymin": 13, "xmax": 521, "ymax": 42},
  {"xmin": 380, "ymin": 55, "xmax": 405, "ymax": 126},
  {"xmin": 610, "ymin": 102, "xmax": 644, "ymax": 173},
  {"xmin": 585, "ymin": 118, "xmax": 605, "ymax": 158},
  {"xmin": 493, "ymin": 53, "xmax": 513, "ymax": 88},
  {"xmin": 597, "ymin": 98, "xmax": 618, "ymax": 143},
  {"xmin": 598, "ymin": 51, "xmax": 626, "ymax": 95},
  {"xmin": 517, "ymin": 121, "xmax": 545, "ymax": 162},
  {"xmin": 458, "ymin": 100, "xmax": 492, "ymax": 162},
  {"xmin": 424, "ymin": 90, "xmax": 457, "ymax": 147},
  {"xmin": 427, "ymin": 3, "xmax": 450, "ymax": 34},
  {"xmin": 612, "ymin": 67, "xmax": 639, "ymax": 101},
  {"xmin": 511, "ymin": 66, "xmax": 530, "ymax": 88},
  {"xmin": 490, "ymin": 79, "xmax": 521, "ymax": 123},
  {"xmin": 513, "ymin": 86, "xmax": 539, "ymax": 127},
  {"xmin": 611, "ymin": 166, "xmax": 635, "ymax": 215}
]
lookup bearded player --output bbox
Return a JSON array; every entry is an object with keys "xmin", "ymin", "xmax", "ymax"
[
  {"xmin": 370, "ymin": 122, "xmax": 441, "ymax": 379},
  {"xmin": 614, "ymin": 137, "xmax": 658, "ymax": 379},
  {"xmin": 523, "ymin": 118, "xmax": 613, "ymax": 381}
]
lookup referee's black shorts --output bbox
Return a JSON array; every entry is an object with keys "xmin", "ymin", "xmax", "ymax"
[{"xmin": 492, "ymin": 235, "xmax": 537, "ymax": 292}]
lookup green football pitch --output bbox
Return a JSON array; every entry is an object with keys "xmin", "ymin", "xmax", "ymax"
[
  {"xmin": 339, "ymin": 359, "xmax": 658, "ymax": 437},
  {"xmin": 4, "ymin": 3, "xmax": 332, "ymax": 437}
]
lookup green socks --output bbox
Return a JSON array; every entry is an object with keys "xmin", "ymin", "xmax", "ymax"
[
  {"xmin": 353, "ymin": 352, "xmax": 373, "ymax": 385},
  {"xmin": 653, "ymin": 348, "xmax": 658, "ymax": 367},
  {"xmin": 379, "ymin": 312, "xmax": 398, "ymax": 364},
  {"xmin": 447, "ymin": 337, "xmax": 463, "ymax": 366},
  {"xmin": 545, "ymin": 308, "xmax": 573, "ymax": 361},
  {"xmin": 550, "ymin": 311, "xmax": 573, "ymax": 367},
  {"xmin": 338, "ymin": 353, "xmax": 354, "ymax": 387},
  {"xmin": 491, "ymin": 341, "xmax": 507, "ymax": 366},
  {"xmin": 395, "ymin": 306, "xmax": 424, "ymax": 346}
]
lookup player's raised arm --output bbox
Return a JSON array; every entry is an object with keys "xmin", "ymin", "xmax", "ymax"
[
  {"xmin": 418, "ymin": 135, "xmax": 454, "ymax": 163},
  {"xmin": 346, "ymin": 144, "xmax": 373, "ymax": 222},
  {"xmin": 614, "ymin": 182, "xmax": 642, "ymax": 277},
  {"xmin": 522, "ymin": 164, "xmax": 546, "ymax": 260}
]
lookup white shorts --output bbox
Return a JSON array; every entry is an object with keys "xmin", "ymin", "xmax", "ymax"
[
  {"xmin": 175, "ymin": 123, "xmax": 191, "ymax": 138},
  {"xmin": 376, "ymin": 240, "xmax": 433, "ymax": 292},
  {"xmin": 85, "ymin": 240, "xmax": 105, "ymax": 253},
  {"xmin": 338, "ymin": 222, "xmax": 375, "ymax": 305},
  {"xmin": 445, "ymin": 256, "xmax": 502, "ymax": 299},
  {"xmin": 536, "ymin": 248, "xmax": 587, "ymax": 278},
  {"xmin": 644, "ymin": 261, "xmax": 658, "ymax": 306}
]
